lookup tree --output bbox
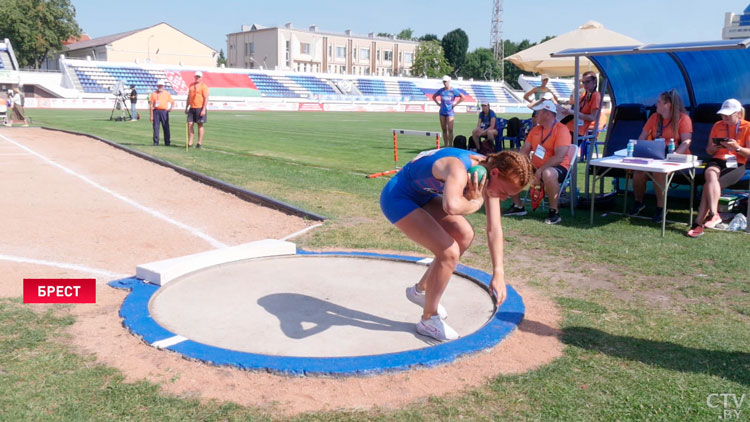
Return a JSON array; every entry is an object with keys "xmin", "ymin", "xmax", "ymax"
[
  {"xmin": 377, "ymin": 32, "xmax": 392, "ymax": 38},
  {"xmin": 460, "ymin": 48, "xmax": 501, "ymax": 81},
  {"xmin": 216, "ymin": 49, "xmax": 227, "ymax": 67},
  {"xmin": 396, "ymin": 28, "xmax": 414, "ymax": 40},
  {"xmin": 412, "ymin": 40, "xmax": 451, "ymax": 78},
  {"xmin": 0, "ymin": 0, "xmax": 81, "ymax": 68},
  {"xmin": 419, "ymin": 34, "xmax": 439, "ymax": 42},
  {"xmin": 441, "ymin": 29, "xmax": 469, "ymax": 76}
]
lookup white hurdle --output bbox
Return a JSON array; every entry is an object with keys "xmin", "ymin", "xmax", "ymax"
[{"xmin": 367, "ymin": 129, "xmax": 441, "ymax": 178}]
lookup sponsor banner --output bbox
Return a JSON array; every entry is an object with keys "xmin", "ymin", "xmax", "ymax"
[
  {"xmin": 298, "ymin": 103, "xmax": 324, "ymax": 111},
  {"xmin": 23, "ymin": 278, "xmax": 96, "ymax": 303},
  {"xmin": 165, "ymin": 71, "xmax": 189, "ymax": 95},
  {"xmin": 404, "ymin": 104, "xmax": 425, "ymax": 113}
]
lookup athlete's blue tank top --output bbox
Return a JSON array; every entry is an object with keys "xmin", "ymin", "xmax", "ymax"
[{"xmin": 400, "ymin": 148, "xmax": 482, "ymax": 195}]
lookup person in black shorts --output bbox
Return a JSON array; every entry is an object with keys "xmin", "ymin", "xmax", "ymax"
[{"xmin": 186, "ymin": 71, "xmax": 209, "ymax": 148}]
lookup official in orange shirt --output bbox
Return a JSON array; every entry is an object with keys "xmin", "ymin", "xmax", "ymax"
[
  {"xmin": 149, "ymin": 79, "xmax": 174, "ymax": 146},
  {"xmin": 628, "ymin": 89, "xmax": 693, "ymax": 223},
  {"xmin": 687, "ymin": 99, "xmax": 750, "ymax": 237},
  {"xmin": 186, "ymin": 71, "xmax": 209, "ymax": 149},
  {"xmin": 504, "ymin": 100, "xmax": 572, "ymax": 225},
  {"xmin": 562, "ymin": 71, "xmax": 601, "ymax": 140}
]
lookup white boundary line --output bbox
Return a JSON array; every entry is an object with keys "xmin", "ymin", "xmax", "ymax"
[
  {"xmin": 151, "ymin": 335, "xmax": 188, "ymax": 349},
  {"xmin": 279, "ymin": 223, "xmax": 324, "ymax": 241},
  {"xmin": 0, "ymin": 253, "xmax": 129, "ymax": 281},
  {"xmin": 0, "ymin": 132, "xmax": 227, "ymax": 249}
]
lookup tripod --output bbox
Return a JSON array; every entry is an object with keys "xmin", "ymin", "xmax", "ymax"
[{"xmin": 109, "ymin": 94, "xmax": 132, "ymax": 121}]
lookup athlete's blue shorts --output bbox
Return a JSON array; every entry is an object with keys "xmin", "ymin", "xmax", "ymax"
[
  {"xmin": 380, "ymin": 174, "xmax": 438, "ymax": 224},
  {"xmin": 439, "ymin": 110, "xmax": 455, "ymax": 117}
]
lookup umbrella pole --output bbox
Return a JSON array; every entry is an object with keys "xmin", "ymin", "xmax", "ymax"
[{"xmin": 572, "ymin": 56, "xmax": 580, "ymax": 210}]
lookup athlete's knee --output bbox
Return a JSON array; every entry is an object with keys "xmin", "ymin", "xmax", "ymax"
[{"xmin": 435, "ymin": 242, "xmax": 461, "ymax": 266}]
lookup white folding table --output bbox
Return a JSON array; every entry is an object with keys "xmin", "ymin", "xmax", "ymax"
[{"xmin": 588, "ymin": 156, "xmax": 702, "ymax": 236}]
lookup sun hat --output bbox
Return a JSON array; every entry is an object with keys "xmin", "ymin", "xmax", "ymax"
[
  {"xmin": 195, "ymin": 71, "xmax": 203, "ymax": 77},
  {"xmin": 442, "ymin": 75, "xmax": 451, "ymax": 82},
  {"xmin": 156, "ymin": 79, "xmax": 166, "ymax": 86}
]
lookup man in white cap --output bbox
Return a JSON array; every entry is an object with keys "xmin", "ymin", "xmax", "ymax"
[
  {"xmin": 471, "ymin": 102, "xmax": 498, "ymax": 153},
  {"xmin": 149, "ymin": 79, "xmax": 174, "ymax": 146},
  {"xmin": 503, "ymin": 99, "xmax": 572, "ymax": 225},
  {"xmin": 432, "ymin": 75, "xmax": 464, "ymax": 147},
  {"xmin": 186, "ymin": 71, "xmax": 209, "ymax": 148}
]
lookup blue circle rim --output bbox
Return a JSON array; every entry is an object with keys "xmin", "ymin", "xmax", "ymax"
[{"xmin": 109, "ymin": 249, "xmax": 525, "ymax": 376}]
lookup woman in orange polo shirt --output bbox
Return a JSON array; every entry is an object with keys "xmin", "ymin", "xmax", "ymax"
[
  {"xmin": 687, "ymin": 99, "xmax": 750, "ymax": 237},
  {"xmin": 628, "ymin": 89, "xmax": 693, "ymax": 223}
]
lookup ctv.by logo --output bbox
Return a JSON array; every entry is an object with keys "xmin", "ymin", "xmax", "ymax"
[{"xmin": 706, "ymin": 393, "xmax": 747, "ymax": 420}]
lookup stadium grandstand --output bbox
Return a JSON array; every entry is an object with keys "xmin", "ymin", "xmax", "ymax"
[
  {"xmin": 0, "ymin": 38, "xmax": 21, "ymax": 93},
  {"xmin": 16, "ymin": 56, "xmax": 529, "ymax": 113}
]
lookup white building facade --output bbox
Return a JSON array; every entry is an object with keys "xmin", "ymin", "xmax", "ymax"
[{"xmin": 226, "ymin": 24, "xmax": 418, "ymax": 76}]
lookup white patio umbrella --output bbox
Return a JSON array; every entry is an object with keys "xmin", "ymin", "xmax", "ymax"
[{"xmin": 506, "ymin": 21, "xmax": 641, "ymax": 77}]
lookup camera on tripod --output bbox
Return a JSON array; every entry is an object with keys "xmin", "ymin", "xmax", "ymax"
[{"xmin": 109, "ymin": 80, "xmax": 133, "ymax": 121}]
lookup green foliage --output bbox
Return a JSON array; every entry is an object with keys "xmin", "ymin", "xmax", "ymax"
[
  {"xmin": 418, "ymin": 33, "xmax": 439, "ymax": 42},
  {"xmin": 460, "ymin": 47, "xmax": 502, "ymax": 81},
  {"xmin": 441, "ymin": 28, "xmax": 469, "ymax": 76},
  {"xmin": 396, "ymin": 28, "xmax": 414, "ymax": 40},
  {"xmin": 216, "ymin": 49, "xmax": 226, "ymax": 67},
  {"xmin": 0, "ymin": 0, "xmax": 81, "ymax": 68},
  {"xmin": 376, "ymin": 32, "xmax": 391, "ymax": 38},
  {"xmin": 412, "ymin": 40, "xmax": 451, "ymax": 78}
]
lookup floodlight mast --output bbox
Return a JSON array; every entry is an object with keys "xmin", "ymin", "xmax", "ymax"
[{"xmin": 491, "ymin": 0, "xmax": 504, "ymax": 81}]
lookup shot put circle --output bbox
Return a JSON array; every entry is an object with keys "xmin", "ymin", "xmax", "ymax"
[{"xmin": 111, "ymin": 250, "xmax": 525, "ymax": 376}]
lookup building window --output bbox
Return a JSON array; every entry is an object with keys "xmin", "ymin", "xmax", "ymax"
[
  {"xmin": 300, "ymin": 43, "xmax": 310, "ymax": 54},
  {"xmin": 328, "ymin": 45, "xmax": 332, "ymax": 58},
  {"xmin": 245, "ymin": 42, "xmax": 254, "ymax": 56},
  {"xmin": 286, "ymin": 41, "xmax": 291, "ymax": 66},
  {"xmin": 384, "ymin": 50, "xmax": 393, "ymax": 61},
  {"xmin": 340, "ymin": 65, "xmax": 345, "ymax": 74},
  {"xmin": 404, "ymin": 52, "xmax": 413, "ymax": 63},
  {"xmin": 336, "ymin": 46, "xmax": 346, "ymax": 58},
  {"xmin": 352, "ymin": 48, "xmax": 357, "ymax": 59},
  {"xmin": 360, "ymin": 48, "xmax": 369, "ymax": 60},
  {"xmin": 376, "ymin": 49, "xmax": 380, "ymax": 61}
]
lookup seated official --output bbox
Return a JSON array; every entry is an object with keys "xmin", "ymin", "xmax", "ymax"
[
  {"xmin": 560, "ymin": 71, "xmax": 601, "ymax": 143},
  {"xmin": 471, "ymin": 102, "xmax": 498, "ymax": 154},
  {"xmin": 628, "ymin": 89, "xmax": 693, "ymax": 223},
  {"xmin": 687, "ymin": 99, "xmax": 750, "ymax": 237},
  {"xmin": 503, "ymin": 100, "xmax": 572, "ymax": 225}
]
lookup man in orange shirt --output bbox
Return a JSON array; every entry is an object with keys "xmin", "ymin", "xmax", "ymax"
[
  {"xmin": 149, "ymin": 79, "xmax": 174, "ymax": 146},
  {"xmin": 561, "ymin": 71, "xmax": 601, "ymax": 142},
  {"xmin": 503, "ymin": 100, "xmax": 572, "ymax": 224},
  {"xmin": 185, "ymin": 71, "xmax": 209, "ymax": 149}
]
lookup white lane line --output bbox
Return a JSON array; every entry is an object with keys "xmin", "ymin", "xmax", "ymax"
[
  {"xmin": 0, "ymin": 133, "xmax": 227, "ymax": 249},
  {"xmin": 0, "ymin": 253, "xmax": 129, "ymax": 281},
  {"xmin": 417, "ymin": 258, "xmax": 433, "ymax": 265},
  {"xmin": 279, "ymin": 223, "xmax": 324, "ymax": 241},
  {"xmin": 151, "ymin": 335, "xmax": 188, "ymax": 349}
]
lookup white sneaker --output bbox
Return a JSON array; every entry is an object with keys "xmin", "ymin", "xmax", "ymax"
[
  {"xmin": 416, "ymin": 315, "xmax": 459, "ymax": 341},
  {"xmin": 405, "ymin": 284, "xmax": 447, "ymax": 319}
]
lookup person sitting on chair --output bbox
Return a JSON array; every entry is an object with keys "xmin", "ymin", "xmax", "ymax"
[
  {"xmin": 628, "ymin": 89, "xmax": 693, "ymax": 223},
  {"xmin": 503, "ymin": 100, "xmax": 572, "ymax": 225},
  {"xmin": 471, "ymin": 102, "xmax": 498, "ymax": 154},
  {"xmin": 561, "ymin": 71, "xmax": 601, "ymax": 143},
  {"xmin": 687, "ymin": 99, "xmax": 750, "ymax": 237}
]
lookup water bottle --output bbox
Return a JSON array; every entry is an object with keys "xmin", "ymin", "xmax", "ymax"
[
  {"xmin": 727, "ymin": 213, "xmax": 747, "ymax": 231},
  {"xmin": 627, "ymin": 140, "xmax": 635, "ymax": 158},
  {"xmin": 668, "ymin": 138, "xmax": 675, "ymax": 154}
]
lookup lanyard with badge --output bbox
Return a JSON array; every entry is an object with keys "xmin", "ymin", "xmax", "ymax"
[
  {"xmin": 533, "ymin": 126, "xmax": 555, "ymax": 160},
  {"xmin": 724, "ymin": 120, "xmax": 741, "ymax": 168}
]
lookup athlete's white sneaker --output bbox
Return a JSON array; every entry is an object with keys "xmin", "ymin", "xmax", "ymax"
[
  {"xmin": 405, "ymin": 284, "xmax": 447, "ymax": 319},
  {"xmin": 416, "ymin": 315, "xmax": 459, "ymax": 341}
]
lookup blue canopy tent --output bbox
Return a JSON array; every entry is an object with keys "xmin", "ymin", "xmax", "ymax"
[{"xmin": 552, "ymin": 39, "xmax": 750, "ymax": 218}]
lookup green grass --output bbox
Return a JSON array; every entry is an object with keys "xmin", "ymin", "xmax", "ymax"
[{"xmin": 5, "ymin": 108, "xmax": 749, "ymax": 421}]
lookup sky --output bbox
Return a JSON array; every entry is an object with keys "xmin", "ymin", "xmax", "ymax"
[{"xmin": 71, "ymin": 0, "xmax": 750, "ymax": 53}]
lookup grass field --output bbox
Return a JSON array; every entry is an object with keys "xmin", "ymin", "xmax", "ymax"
[{"xmin": 2, "ymin": 108, "xmax": 749, "ymax": 421}]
